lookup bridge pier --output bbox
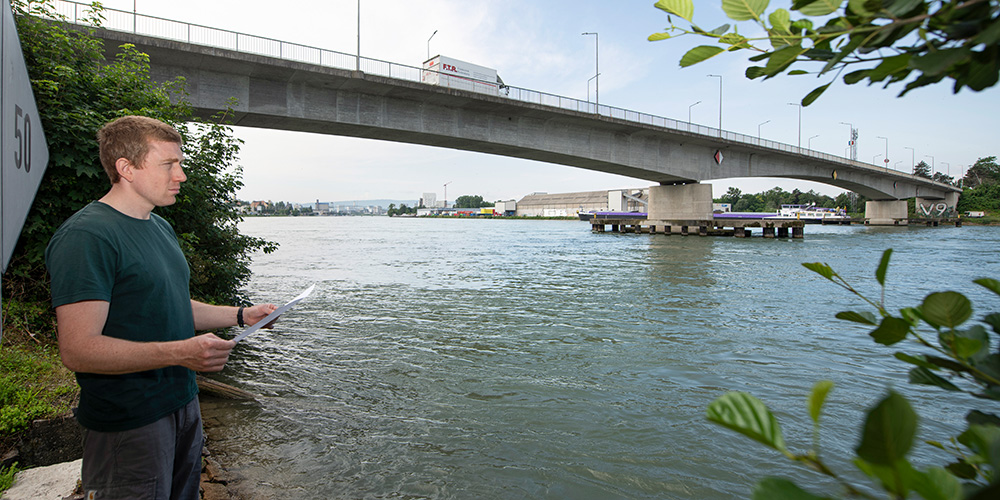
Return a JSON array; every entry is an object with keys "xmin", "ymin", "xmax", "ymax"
[
  {"xmin": 647, "ymin": 183, "xmax": 714, "ymax": 220},
  {"xmin": 864, "ymin": 200, "xmax": 909, "ymax": 226}
]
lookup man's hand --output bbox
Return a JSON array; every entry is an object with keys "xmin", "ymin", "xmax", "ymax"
[
  {"xmin": 178, "ymin": 333, "xmax": 236, "ymax": 372},
  {"xmin": 243, "ymin": 303, "xmax": 279, "ymax": 328}
]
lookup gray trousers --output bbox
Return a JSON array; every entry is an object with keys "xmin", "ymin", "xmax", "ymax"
[{"xmin": 81, "ymin": 397, "xmax": 203, "ymax": 500}]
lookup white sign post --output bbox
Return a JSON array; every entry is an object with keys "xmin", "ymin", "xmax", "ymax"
[{"xmin": 2, "ymin": 1, "xmax": 50, "ymax": 340}]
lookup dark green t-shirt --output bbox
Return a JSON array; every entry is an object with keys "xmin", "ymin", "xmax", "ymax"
[{"xmin": 45, "ymin": 201, "xmax": 197, "ymax": 432}]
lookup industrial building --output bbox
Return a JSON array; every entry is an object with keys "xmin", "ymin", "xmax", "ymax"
[{"xmin": 515, "ymin": 189, "xmax": 648, "ymax": 217}]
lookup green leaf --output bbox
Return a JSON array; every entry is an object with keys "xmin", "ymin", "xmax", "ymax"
[
  {"xmin": 752, "ymin": 477, "xmax": 830, "ymax": 500},
  {"xmin": 856, "ymin": 391, "xmax": 917, "ymax": 465},
  {"xmin": 710, "ymin": 24, "xmax": 732, "ymax": 36},
  {"xmin": 722, "ymin": 0, "xmax": 770, "ymax": 22},
  {"xmin": 769, "ymin": 9, "xmax": 791, "ymax": 33},
  {"xmin": 679, "ymin": 46, "xmax": 725, "ymax": 67},
  {"xmin": 836, "ymin": 310, "xmax": 877, "ymax": 325},
  {"xmin": 906, "ymin": 467, "xmax": 963, "ymax": 500},
  {"xmin": 909, "ymin": 367, "xmax": 961, "ymax": 391},
  {"xmin": 765, "ymin": 43, "xmax": 804, "ymax": 76},
  {"xmin": 654, "ymin": 0, "xmax": 695, "ymax": 22},
  {"xmin": 788, "ymin": 70, "xmax": 809, "ymax": 75},
  {"xmin": 885, "ymin": 0, "xmax": 924, "ymax": 18},
  {"xmin": 983, "ymin": 313, "xmax": 1000, "ymax": 335},
  {"xmin": 853, "ymin": 457, "xmax": 913, "ymax": 497},
  {"xmin": 807, "ymin": 380, "xmax": 833, "ymax": 424},
  {"xmin": 922, "ymin": 292, "xmax": 972, "ymax": 329},
  {"xmin": 911, "ymin": 47, "xmax": 972, "ymax": 77},
  {"xmin": 974, "ymin": 278, "xmax": 1000, "ymax": 297},
  {"xmin": 895, "ymin": 352, "xmax": 938, "ymax": 370},
  {"xmin": 648, "ymin": 32, "xmax": 672, "ymax": 42},
  {"xmin": 801, "ymin": 82, "xmax": 831, "ymax": 106},
  {"xmin": 847, "ymin": 0, "xmax": 875, "ymax": 16},
  {"xmin": 876, "ymin": 248, "xmax": 892, "ymax": 286},
  {"xmin": 720, "ymin": 33, "xmax": 750, "ymax": 48},
  {"xmin": 802, "ymin": 262, "xmax": 834, "ymax": 280},
  {"xmin": 957, "ymin": 424, "xmax": 1000, "ymax": 468},
  {"xmin": 707, "ymin": 392, "xmax": 787, "ymax": 452},
  {"xmin": 792, "ymin": 0, "xmax": 840, "ymax": 16},
  {"xmin": 945, "ymin": 459, "xmax": 978, "ymax": 480},
  {"xmin": 746, "ymin": 66, "xmax": 768, "ymax": 79},
  {"xmin": 870, "ymin": 316, "xmax": 911, "ymax": 345}
]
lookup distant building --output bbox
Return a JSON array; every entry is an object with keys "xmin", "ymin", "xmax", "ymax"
[
  {"xmin": 314, "ymin": 199, "xmax": 330, "ymax": 214},
  {"xmin": 421, "ymin": 193, "xmax": 439, "ymax": 208},
  {"xmin": 515, "ymin": 189, "xmax": 647, "ymax": 217}
]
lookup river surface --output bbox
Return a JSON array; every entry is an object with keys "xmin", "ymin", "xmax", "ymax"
[{"xmin": 204, "ymin": 217, "xmax": 1000, "ymax": 499}]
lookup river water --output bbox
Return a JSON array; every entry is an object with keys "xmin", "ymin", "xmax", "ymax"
[{"xmin": 204, "ymin": 217, "xmax": 1000, "ymax": 499}]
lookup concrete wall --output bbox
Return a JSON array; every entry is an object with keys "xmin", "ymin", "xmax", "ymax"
[
  {"xmin": 647, "ymin": 184, "xmax": 714, "ymax": 220},
  {"xmin": 865, "ymin": 200, "xmax": 909, "ymax": 225}
]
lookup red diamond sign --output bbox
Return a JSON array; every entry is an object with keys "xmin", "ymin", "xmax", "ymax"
[{"xmin": 714, "ymin": 150, "xmax": 724, "ymax": 165}]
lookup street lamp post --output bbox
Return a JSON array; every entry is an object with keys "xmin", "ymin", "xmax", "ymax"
[
  {"xmin": 904, "ymin": 146, "xmax": 915, "ymax": 170},
  {"xmin": 788, "ymin": 102, "xmax": 801, "ymax": 148},
  {"xmin": 357, "ymin": 0, "xmax": 361, "ymax": 70},
  {"xmin": 877, "ymin": 135, "xmax": 888, "ymax": 171},
  {"xmin": 582, "ymin": 32, "xmax": 599, "ymax": 109},
  {"xmin": 587, "ymin": 74, "xmax": 600, "ymax": 106},
  {"xmin": 708, "ymin": 74, "xmax": 722, "ymax": 130},
  {"xmin": 758, "ymin": 120, "xmax": 771, "ymax": 140},
  {"xmin": 443, "ymin": 181, "xmax": 452, "ymax": 209},
  {"xmin": 808, "ymin": 134, "xmax": 819, "ymax": 149},
  {"xmin": 926, "ymin": 155, "xmax": 935, "ymax": 175},
  {"xmin": 688, "ymin": 101, "xmax": 701, "ymax": 124},
  {"xmin": 941, "ymin": 162, "xmax": 950, "ymax": 179},
  {"xmin": 427, "ymin": 30, "xmax": 438, "ymax": 61},
  {"xmin": 895, "ymin": 160, "xmax": 903, "ymax": 171},
  {"xmin": 874, "ymin": 153, "xmax": 883, "ymax": 166}
]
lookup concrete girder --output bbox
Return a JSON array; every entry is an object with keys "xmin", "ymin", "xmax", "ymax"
[{"xmin": 88, "ymin": 27, "xmax": 960, "ymax": 202}]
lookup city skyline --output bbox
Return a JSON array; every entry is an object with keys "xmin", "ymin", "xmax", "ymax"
[{"xmin": 97, "ymin": 0, "xmax": 1000, "ymax": 202}]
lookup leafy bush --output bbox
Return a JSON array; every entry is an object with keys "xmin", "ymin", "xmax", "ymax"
[
  {"xmin": 0, "ymin": 344, "xmax": 75, "ymax": 435},
  {"xmin": 6, "ymin": 0, "xmax": 275, "ymax": 305},
  {"xmin": 0, "ymin": 462, "xmax": 20, "ymax": 493},
  {"xmin": 707, "ymin": 250, "xmax": 999, "ymax": 499}
]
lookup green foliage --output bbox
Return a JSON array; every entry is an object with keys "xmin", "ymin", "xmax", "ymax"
[
  {"xmin": 387, "ymin": 203, "xmax": 417, "ymax": 216},
  {"xmin": 650, "ymin": 0, "xmax": 1000, "ymax": 105},
  {"xmin": 454, "ymin": 195, "xmax": 492, "ymax": 208},
  {"xmin": 0, "ymin": 344, "xmax": 75, "ymax": 435},
  {"xmin": 0, "ymin": 463, "xmax": 19, "ymax": 493},
  {"xmin": 963, "ymin": 156, "xmax": 1000, "ymax": 188},
  {"xmin": 707, "ymin": 249, "xmax": 1000, "ymax": 498},
  {"xmin": 914, "ymin": 160, "xmax": 934, "ymax": 178},
  {"xmin": 714, "ymin": 186, "xmax": 857, "ymax": 212},
  {"xmin": 6, "ymin": 0, "xmax": 275, "ymax": 305}
]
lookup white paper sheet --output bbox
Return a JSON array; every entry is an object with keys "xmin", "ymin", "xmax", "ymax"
[{"xmin": 232, "ymin": 284, "xmax": 315, "ymax": 343}]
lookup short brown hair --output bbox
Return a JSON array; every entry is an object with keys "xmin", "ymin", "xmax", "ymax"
[{"xmin": 97, "ymin": 116, "xmax": 182, "ymax": 183}]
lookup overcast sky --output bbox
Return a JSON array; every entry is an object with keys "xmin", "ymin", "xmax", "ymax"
[{"xmin": 94, "ymin": 0, "xmax": 1000, "ymax": 203}]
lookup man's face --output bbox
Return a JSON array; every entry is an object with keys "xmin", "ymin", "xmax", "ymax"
[{"xmin": 132, "ymin": 140, "xmax": 186, "ymax": 208}]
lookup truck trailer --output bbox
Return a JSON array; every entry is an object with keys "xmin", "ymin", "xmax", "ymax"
[{"xmin": 422, "ymin": 55, "xmax": 501, "ymax": 95}]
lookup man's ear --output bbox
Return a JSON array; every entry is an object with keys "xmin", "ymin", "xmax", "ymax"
[{"xmin": 115, "ymin": 158, "xmax": 133, "ymax": 182}]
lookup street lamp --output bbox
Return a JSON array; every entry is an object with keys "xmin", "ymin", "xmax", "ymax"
[
  {"xmin": 808, "ymin": 134, "xmax": 819, "ymax": 149},
  {"xmin": 788, "ymin": 102, "xmax": 801, "ymax": 148},
  {"xmin": 443, "ymin": 181, "xmax": 452, "ymax": 209},
  {"xmin": 874, "ymin": 153, "xmax": 883, "ymax": 166},
  {"xmin": 708, "ymin": 74, "xmax": 722, "ymax": 130},
  {"xmin": 904, "ymin": 146, "xmax": 915, "ymax": 170},
  {"xmin": 427, "ymin": 30, "xmax": 438, "ymax": 61},
  {"xmin": 925, "ymin": 154, "xmax": 935, "ymax": 174},
  {"xmin": 587, "ymin": 74, "xmax": 600, "ymax": 107},
  {"xmin": 941, "ymin": 162, "xmax": 950, "ymax": 179},
  {"xmin": 357, "ymin": 0, "xmax": 361, "ymax": 70},
  {"xmin": 582, "ymin": 32, "xmax": 599, "ymax": 108},
  {"xmin": 758, "ymin": 120, "xmax": 771, "ymax": 140},
  {"xmin": 688, "ymin": 101, "xmax": 701, "ymax": 123},
  {"xmin": 895, "ymin": 160, "xmax": 903, "ymax": 171},
  {"xmin": 876, "ymin": 135, "xmax": 888, "ymax": 171}
]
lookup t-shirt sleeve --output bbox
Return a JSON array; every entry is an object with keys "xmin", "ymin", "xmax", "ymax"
[{"xmin": 46, "ymin": 228, "xmax": 116, "ymax": 308}]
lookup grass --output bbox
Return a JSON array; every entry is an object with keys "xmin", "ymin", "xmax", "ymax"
[
  {"xmin": 0, "ymin": 299, "xmax": 78, "ymax": 487},
  {"xmin": 0, "ymin": 462, "xmax": 19, "ymax": 491}
]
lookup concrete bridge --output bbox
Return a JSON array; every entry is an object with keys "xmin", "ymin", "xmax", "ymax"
[{"xmin": 63, "ymin": 1, "xmax": 959, "ymax": 224}]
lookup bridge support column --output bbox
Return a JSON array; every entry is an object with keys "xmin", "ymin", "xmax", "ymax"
[
  {"xmin": 914, "ymin": 191, "xmax": 960, "ymax": 218},
  {"xmin": 648, "ymin": 183, "xmax": 714, "ymax": 220},
  {"xmin": 865, "ymin": 200, "xmax": 909, "ymax": 226}
]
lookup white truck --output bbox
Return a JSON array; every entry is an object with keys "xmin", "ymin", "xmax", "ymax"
[{"xmin": 422, "ymin": 55, "xmax": 502, "ymax": 95}]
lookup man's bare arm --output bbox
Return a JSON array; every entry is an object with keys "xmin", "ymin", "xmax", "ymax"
[
  {"xmin": 55, "ymin": 300, "xmax": 234, "ymax": 375},
  {"xmin": 190, "ymin": 300, "xmax": 277, "ymax": 331}
]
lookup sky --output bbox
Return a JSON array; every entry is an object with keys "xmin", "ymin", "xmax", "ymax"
[{"xmin": 93, "ymin": 0, "xmax": 1000, "ymax": 204}]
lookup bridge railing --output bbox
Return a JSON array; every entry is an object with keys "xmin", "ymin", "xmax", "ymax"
[{"xmin": 44, "ymin": 0, "xmax": 957, "ymax": 190}]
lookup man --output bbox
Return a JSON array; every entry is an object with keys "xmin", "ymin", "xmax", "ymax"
[{"xmin": 45, "ymin": 115, "xmax": 277, "ymax": 499}]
